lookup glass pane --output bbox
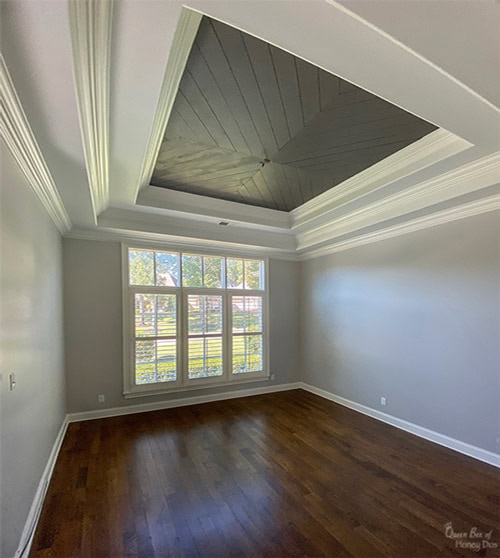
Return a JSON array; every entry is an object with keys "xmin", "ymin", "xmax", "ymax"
[
  {"xmin": 188, "ymin": 337, "xmax": 223, "ymax": 379},
  {"xmin": 135, "ymin": 339, "xmax": 156, "ymax": 384},
  {"xmin": 135, "ymin": 294, "xmax": 155, "ymax": 337},
  {"xmin": 203, "ymin": 256, "xmax": 223, "ymax": 288},
  {"xmin": 232, "ymin": 296, "xmax": 263, "ymax": 333},
  {"xmin": 244, "ymin": 260, "xmax": 264, "ymax": 290},
  {"xmin": 156, "ymin": 339, "xmax": 177, "ymax": 382},
  {"xmin": 156, "ymin": 252, "xmax": 179, "ymax": 287},
  {"xmin": 135, "ymin": 339, "xmax": 176, "ymax": 385},
  {"xmin": 226, "ymin": 258, "xmax": 243, "ymax": 288},
  {"xmin": 156, "ymin": 295, "xmax": 176, "ymax": 336},
  {"xmin": 188, "ymin": 295, "xmax": 223, "ymax": 335},
  {"xmin": 182, "ymin": 254, "xmax": 203, "ymax": 287},
  {"xmin": 233, "ymin": 335, "xmax": 263, "ymax": 374},
  {"xmin": 129, "ymin": 250, "xmax": 154, "ymax": 286},
  {"xmin": 135, "ymin": 294, "xmax": 176, "ymax": 337}
]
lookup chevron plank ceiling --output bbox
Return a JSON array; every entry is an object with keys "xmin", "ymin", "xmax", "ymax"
[{"xmin": 151, "ymin": 17, "xmax": 437, "ymax": 212}]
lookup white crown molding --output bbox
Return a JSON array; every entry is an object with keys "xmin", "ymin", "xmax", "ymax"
[
  {"xmin": 64, "ymin": 226, "xmax": 300, "ymax": 261},
  {"xmin": 65, "ymin": 152, "xmax": 499, "ymax": 261},
  {"xmin": 0, "ymin": 55, "xmax": 71, "ymax": 233},
  {"xmin": 69, "ymin": 0, "xmax": 113, "ymax": 220},
  {"xmin": 291, "ymin": 129, "xmax": 471, "ymax": 229},
  {"xmin": 135, "ymin": 8, "xmax": 202, "ymax": 202},
  {"xmin": 97, "ymin": 205, "xmax": 296, "ymax": 251},
  {"xmin": 14, "ymin": 417, "xmax": 69, "ymax": 558},
  {"xmin": 137, "ymin": 186, "xmax": 292, "ymax": 231},
  {"xmin": 297, "ymin": 151, "xmax": 500, "ymax": 252},
  {"xmin": 300, "ymin": 192, "xmax": 500, "ymax": 260},
  {"xmin": 300, "ymin": 383, "xmax": 500, "ymax": 468}
]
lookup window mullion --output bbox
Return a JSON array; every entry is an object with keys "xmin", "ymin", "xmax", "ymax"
[
  {"xmin": 224, "ymin": 292, "xmax": 230, "ymax": 381},
  {"xmin": 181, "ymin": 291, "xmax": 187, "ymax": 385}
]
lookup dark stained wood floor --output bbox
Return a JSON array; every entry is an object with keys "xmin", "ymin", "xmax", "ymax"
[{"xmin": 31, "ymin": 390, "xmax": 499, "ymax": 557}]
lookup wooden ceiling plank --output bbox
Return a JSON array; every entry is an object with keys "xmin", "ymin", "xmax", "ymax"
[
  {"xmin": 285, "ymin": 129, "xmax": 430, "ymax": 168},
  {"xmin": 261, "ymin": 164, "xmax": 289, "ymax": 210},
  {"xmin": 155, "ymin": 175, "xmax": 249, "ymax": 194},
  {"xmin": 298, "ymin": 143, "xmax": 411, "ymax": 174},
  {"xmin": 319, "ymin": 72, "xmax": 340, "ymax": 111},
  {"xmin": 156, "ymin": 164, "xmax": 258, "ymax": 186},
  {"xmin": 157, "ymin": 140, "xmax": 258, "ymax": 166},
  {"xmin": 277, "ymin": 163, "xmax": 303, "ymax": 208},
  {"xmin": 240, "ymin": 176, "xmax": 261, "ymax": 203},
  {"xmin": 155, "ymin": 143, "xmax": 225, "ymax": 167},
  {"xmin": 167, "ymin": 108, "xmax": 197, "ymax": 140},
  {"xmin": 174, "ymin": 91, "xmax": 217, "ymax": 146},
  {"xmin": 242, "ymin": 35, "xmax": 291, "ymax": 150},
  {"xmin": 251, "ymin": 170, "xmax": 281, "ymax": 210},
  {"xmin": 177, "ymin": 169, "xmax": 258, "ymax": 187},
  {"xmin": 269, "ymin": 45, "xmax": 304, "ymax": 139},
  {"xmin": 300, "ymin": 105, "xmax": 405, "ymax": 142},
  {"xmin": 308, "ymin": 170, "xmax": 327, "ymax": 201},
  {"xmin": 196, "ymin": 20, "xmax": 266, "ymax": 160},
  {"xmin": 296, "ymin": 58, "xmax": 321, "ymax": 126},
  {"xmin": 275, "ymin": 122, "xmax": 433, "ymax": 165},
  {"xmin": 296, "ymin": 103, "xmax": 415, "ymax": 140},
  {"xmin": 179, "ymin": 71, "xmax": 234, "ymax": 151},
  {"xmin": 269, "ymin": 163, "xmax": 298, "ymax": 210},
  {"xmin": 212, "ymin": 20, "xmax": 279, "ymax": 158},
  {"xmin": 291, "ymin": 166, "xmax": 312, "ymax": 203},
  {"xmin": 241, "ymin": 176, "xmax": 279, "ymax": 210},
  {"xmin": 187, "ymin": 42, "xmax": 252, "ymax": 156}
]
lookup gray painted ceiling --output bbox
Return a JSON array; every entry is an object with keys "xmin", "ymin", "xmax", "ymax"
[{"xmin": 151, "ymin": 17, "xmax": 437, "ymax": 212}]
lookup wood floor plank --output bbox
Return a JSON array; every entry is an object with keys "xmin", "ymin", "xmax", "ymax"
[{"xmin": 31, "ymin": 390, "xmax": 499, "ymax": 557}]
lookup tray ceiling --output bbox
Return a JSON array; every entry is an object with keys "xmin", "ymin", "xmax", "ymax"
[{"xmin": 152, "ymin": 16, "xmax": 437, "ymax": 212}]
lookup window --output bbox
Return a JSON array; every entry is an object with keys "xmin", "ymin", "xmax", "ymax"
[{"xmin": 123, "ymin": 246, "xmax": 268, "ymax": 396}]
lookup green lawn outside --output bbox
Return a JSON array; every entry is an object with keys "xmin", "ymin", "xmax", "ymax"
[{"xmin": 135, "ymin": 335, "xmax": 263, "ymax": 384}]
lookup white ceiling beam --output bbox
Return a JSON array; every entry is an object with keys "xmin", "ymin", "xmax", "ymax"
[
  {"xmin": 97, "ymin": 206, "xmax": 296, "ymax": 253},
  {"xmin": 136, "ymin": 186, "xmax": 292, "ymax": 231},
  {"xmin": 69, "ymin": 0, "xmax": 113, "ymax": 218}
]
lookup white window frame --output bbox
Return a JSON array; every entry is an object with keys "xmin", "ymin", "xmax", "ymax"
[{"xmin": 122, "ymin": 243, "xmax": 270, "ymax": 398}]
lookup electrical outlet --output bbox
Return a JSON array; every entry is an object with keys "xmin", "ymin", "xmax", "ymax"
[
  {"xmin": 98, "ymin": 394, "xmax": 105, "ymax": 403},
  {"xmin": 8, "ymin": 373, "xmax": 16, "ymax": 391},
  {"xmin": 270, "ymin": 374, "xmax": 275, "ymax": 381},
  {"xmin": 380, "ymin": 396, "xmax": 387, "ymax": 406}
]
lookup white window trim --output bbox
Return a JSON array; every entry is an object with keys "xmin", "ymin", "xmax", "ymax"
[{"xmin": 121, "ymin": 243, "xmax": 270, "ymax": 398}]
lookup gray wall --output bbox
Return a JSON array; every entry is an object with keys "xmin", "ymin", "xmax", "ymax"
[
  {"xmin": 300, "ymin": 211, "xmax": 500, "ymax": 454},
  {"xmin": 0, "ymin": 147, "xmax": 66, "ymax": 557},
  {"xmin": 63, "ymin": 238, "xmax": 300, "ymax": 413}
]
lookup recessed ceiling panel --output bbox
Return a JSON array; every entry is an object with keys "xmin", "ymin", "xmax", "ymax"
[{"xmin": 151, "ymin": 16, "xmax": 437, "ymax": 211}]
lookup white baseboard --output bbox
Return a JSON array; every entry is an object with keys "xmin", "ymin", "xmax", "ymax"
[
  {"xmin": 15, "ymin": 416, "xmax": 69, "ymax": 558},
  {"xmin": 299, "ymin": 382, "xmax": 500, "ymax": 468},
  {"xmin": 67, "ymin": 382, "xmax": 302, "ymax": 422}
]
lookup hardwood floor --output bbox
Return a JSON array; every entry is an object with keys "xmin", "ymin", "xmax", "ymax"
[{"xmin": 31, "ymin": 390, "xmax": 499, "ymax": 557}]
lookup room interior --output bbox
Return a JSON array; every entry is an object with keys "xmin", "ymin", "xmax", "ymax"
[{"xmin": 1, "ymin": 1, "xmax": 499, "ymax": 556}]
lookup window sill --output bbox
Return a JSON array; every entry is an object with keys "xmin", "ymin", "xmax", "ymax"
[{"xmin": 123, "ymin": 374, "xmax": 271, "ymax": 399}]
